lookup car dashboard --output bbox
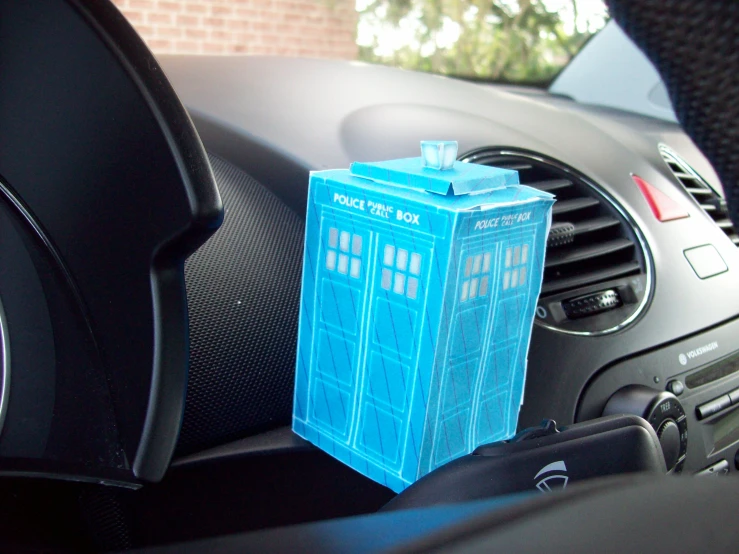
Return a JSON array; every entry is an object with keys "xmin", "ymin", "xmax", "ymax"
[
  {"xmin": 162, "ymin": 56, "xmax": 739, "ymax": 479},
  {"xmin": 4, "ymin": 15, "xmax": 739, "ymax": 546}
]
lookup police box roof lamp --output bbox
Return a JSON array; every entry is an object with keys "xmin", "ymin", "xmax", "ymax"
[
  {"xmin": 350, "ymin": 141, "xmax": 519, "ymax": 197},
  {"xmin": 421, "ymin": 140, "xmax": 458, "ymax": 170}
]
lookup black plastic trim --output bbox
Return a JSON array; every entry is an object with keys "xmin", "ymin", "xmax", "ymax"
[
  {"xmin": 552, "ymin": 197, "xmax": 600, "ymax": 216},
  {"xmin": 172, "ymin": 427, "xmax": 314, "ymax": 468},
  {"xmin": 186, "ymin": 110, "xmax": 311, "ymax": 217},
  {"xmin": 545, "ymin": 238, "xmax": 634, "ymax": 269},
  {"xmin": 69, "ymin": 0, "xmax": 223, "ymax": 481},
  {"xmin": 0, "ymin": 295, "xmax": 9, "ymax": 436}
]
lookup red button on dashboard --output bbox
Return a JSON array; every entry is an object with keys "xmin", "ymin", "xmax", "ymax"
[{"xmin": 632, "ymin": 174, "xmax": 689, "ymax": 222}]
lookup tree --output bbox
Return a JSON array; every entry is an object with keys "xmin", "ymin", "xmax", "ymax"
[{"xmin": 357, "ymin": 0, "xmax": 608, "ymax": 83}]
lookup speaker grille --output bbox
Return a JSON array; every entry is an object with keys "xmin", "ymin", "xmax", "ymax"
[{"xmin": 177, "ymin": 154, "xmax": 304, "ymax": 456}]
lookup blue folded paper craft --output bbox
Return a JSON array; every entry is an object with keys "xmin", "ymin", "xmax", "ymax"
[{"xmin": 293, "ymin": 142, "xmax": 554, "ymax": 492}]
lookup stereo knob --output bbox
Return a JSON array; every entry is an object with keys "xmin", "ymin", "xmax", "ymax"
[
  {"xmin": 602, "ymin": 385, "xmax": 687, "ymax": 473},
  {"xmin": 656, "ymin": 420, "xmax": 681, "ymax": 471}
]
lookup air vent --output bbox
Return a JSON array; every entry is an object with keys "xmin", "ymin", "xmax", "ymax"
[
  {"xmin": 659, "ymin": 145, "xmax": 739, "ymax": 246},
  {"xmin": 461, "ymin": 148, "xmax": 650, "ymax": 335}
]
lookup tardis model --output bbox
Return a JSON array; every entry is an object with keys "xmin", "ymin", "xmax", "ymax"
[{"xmin": 293, "ymin": 141, "xmax": 554, "ymax": 492}]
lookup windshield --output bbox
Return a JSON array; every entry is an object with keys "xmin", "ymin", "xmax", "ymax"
[
  {"xmin": 358, "ymin": 0, "xmax": 608, "ymax": 84},
  {"xmin": 112, "ymin": 0, "xmax": 608, "ymax": 86}
]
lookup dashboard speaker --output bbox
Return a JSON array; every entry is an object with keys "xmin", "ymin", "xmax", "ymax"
[{"xmin": 179, "ymin": 155, "xmax": 304, "ymax": 455}]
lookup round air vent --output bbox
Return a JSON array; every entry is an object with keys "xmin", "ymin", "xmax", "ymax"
[
  {"xmin": 659, "ymin": 144, "xmax": 739, "ymax": 246},
  {"xmin": 461, "ymin": 148, "xmax": 651, "ymax": 335}
]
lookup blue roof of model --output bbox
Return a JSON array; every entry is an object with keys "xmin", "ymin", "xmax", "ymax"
[
  {"xmin": 350, "ymin": 157, "xmax": 520, "ymax": 196},
  {"xmin": 315, "ymin": 167, "xmax": 552, "ymax": 212}
]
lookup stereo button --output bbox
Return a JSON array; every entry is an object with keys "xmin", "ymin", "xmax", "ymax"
[
  {"xmin": 666, "ymin": 380, "xmax": 684, "ymax": 396},
  {"xmin": 696, "ymin": 395, "xmax": 731, "ymax": 420}
]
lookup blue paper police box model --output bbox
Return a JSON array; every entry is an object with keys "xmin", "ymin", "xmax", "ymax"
[{"xmin": 293, "ymin": 141, "xmax": 554, "ymax": 492}]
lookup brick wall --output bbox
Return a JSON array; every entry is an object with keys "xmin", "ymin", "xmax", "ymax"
[{"xmin": 111, "ymin": 0, "xmax": 358, "ymax": 59}]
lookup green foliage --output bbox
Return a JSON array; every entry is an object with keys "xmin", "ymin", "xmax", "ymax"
[{"xmin": 357, "ymin": 0, "xmax": 607, "ymax": 83}]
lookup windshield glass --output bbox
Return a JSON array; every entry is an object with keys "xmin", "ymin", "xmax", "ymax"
[
  {"xmin": 112, "ymin": 0, "xmax": 608, "ymax": 86},
  {"xmin": 358, "ymin": 0, "xmax": 608, "ymax": 84}
]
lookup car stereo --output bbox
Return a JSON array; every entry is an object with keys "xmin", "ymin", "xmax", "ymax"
[{"xmin": 579, "ymin": 316, "xmax": 739, "ymax": 476}]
